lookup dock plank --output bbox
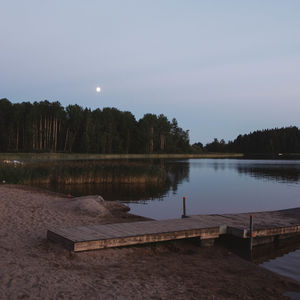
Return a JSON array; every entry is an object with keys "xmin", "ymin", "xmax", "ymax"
[{"xmin": 47, "ymin": 208, "xmax": 300, "ymax": 252}]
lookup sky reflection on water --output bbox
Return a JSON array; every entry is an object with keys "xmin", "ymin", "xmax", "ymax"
[
  {"xmin": 261, "ymin": 250, "xmax": 300, "ymax": 283},
  {"xmin": 127, "ymin": 159, "xmax": 300, "ymax": 220},
  {"xmin": 2, "ymin": 158, "xmax": 300, "ymax": 220}
]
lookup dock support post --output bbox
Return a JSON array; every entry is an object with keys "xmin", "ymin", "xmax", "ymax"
[
  {"xmin": 249, "ymin": 214, "xmax": 253, "ymax": 252},
  {"xmin": 181, "ymin": 197, "xmax": 187, "ymax": 218}
]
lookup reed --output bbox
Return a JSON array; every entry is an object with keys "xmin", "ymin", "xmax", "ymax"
[
  {"xmin": 0, "ymin": 160, "xmax": 164, "ymax": 185},
  {"xmin": 0, "ymin": 152, "xmax": 243, "ymax": 162}
]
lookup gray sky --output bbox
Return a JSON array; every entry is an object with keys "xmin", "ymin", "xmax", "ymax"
[{"xmin": 1, "ymin": 0, "xmax": 300, "ymax": 143}]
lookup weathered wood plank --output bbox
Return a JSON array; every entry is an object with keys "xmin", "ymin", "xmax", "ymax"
[
  {"xmin": 252, "ymin": 225, "xmax": 300, "ymax": 237},
  {"xmin": 73, "ymin": 227, "xmax": 220, "ymax": 252},
  {"xmin": 47, "ymin": 208, "xmax": 300, "ymax": 252},
  {"xmin": 47, "ymin": 230, "xmax": 74, "ymax": 250}
]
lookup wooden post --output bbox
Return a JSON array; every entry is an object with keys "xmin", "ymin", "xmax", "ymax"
[
  {"xmin": 249, "ymin": 214, "xmax": 253, "ymax": 252},
  {"xmin": 181, "ymin": 196, "xmax": 187, "ymax": 218}
]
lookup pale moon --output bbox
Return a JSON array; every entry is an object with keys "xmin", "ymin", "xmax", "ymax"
[{"xmin": 96, "ymin": 86, "xmax": 101, "ymax": 93}]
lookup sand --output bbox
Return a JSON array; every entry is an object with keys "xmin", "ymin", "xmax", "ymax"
[{"xmin": 0, "ymin": 184, "xmax": 299, "ymax": 299}]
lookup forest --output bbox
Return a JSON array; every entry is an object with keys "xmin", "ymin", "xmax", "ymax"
[
  {"xmin": 204, "ymin": 127, "xmax": 300, "ymax": 154},
  {"xmin": 1, "ymin": 98, "xmax": 300, "ymax": 154},
  {"xmin": 0, "ymin": 99, "xmax": 190, "ymax": 153}
]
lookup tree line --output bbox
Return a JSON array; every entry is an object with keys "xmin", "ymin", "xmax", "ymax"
[
  {"xmin": 201, "ymin": 126, "xmax": 300, "ymax": 153},
  {"xmin": 1, "ymin": 98, "xmax": 300, "ymax": 154},
  {"xmin": 0, "ymin": 98, "xmax": 190, "ymax": 153}
]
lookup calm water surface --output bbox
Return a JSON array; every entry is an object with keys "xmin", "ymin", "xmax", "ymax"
[
  {"xmin": 126, "ymin": 159, "xmax": 300, "ymax": 220},
  {"xmin": 2, "ymin": 158, "xmax": 300, "ymax": 282},
  {"xmin": 260, "ymin": 250, "xmax": 300, "ymax": 282},
  {"xmin": 2, "ymin": 158, "xmax": 299, "ymax": 219}
]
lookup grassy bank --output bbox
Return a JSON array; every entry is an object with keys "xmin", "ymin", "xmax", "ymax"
[
  {"xmin": 0, "ymin": 160, "xmax": 164, "ymax": 185},
  {"xmin": 0, "ymin": 152, "xmax": 243, "ymax": 161}
]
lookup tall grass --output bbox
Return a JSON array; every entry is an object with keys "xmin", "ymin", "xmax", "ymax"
[
  {"xmin": 0, "ymin": 152, "xmax": 243, "ymax": 162},
  {"xmin": 0, "ymin": 160, "xmax": 164, "ymax": 185}
]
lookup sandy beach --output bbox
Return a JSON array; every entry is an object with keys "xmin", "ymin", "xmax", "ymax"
[{"xmin": 0, "ymin": 184, "xmax": 299, "ymax": 299}]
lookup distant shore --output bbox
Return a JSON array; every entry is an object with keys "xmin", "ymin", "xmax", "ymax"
[
  {"xmin": 0, "ymin": 184, "xmax": 299, "ymax": 299},
  {"xmin": 0, "ymin": 152, "xmax": 243, "ymax": 161},
  {"xmin": 3, "ymin": 152, "xmax": 300, "ymax": 162}
]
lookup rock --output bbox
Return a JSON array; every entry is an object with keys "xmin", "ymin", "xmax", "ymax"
[
  {"xmin": 65, "ymin": 195, "xmax": 129, "ymax": 217},
  {"xmin": 104, "ymin": 200, "xmax": 130, "ymax": 213}
]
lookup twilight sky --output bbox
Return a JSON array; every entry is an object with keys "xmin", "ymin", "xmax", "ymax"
[{"xmin": 1, "ymin": 1, "xmax": 300, "ymax": 144}]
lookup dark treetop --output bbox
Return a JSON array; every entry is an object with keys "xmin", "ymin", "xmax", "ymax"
[
  {"xmin": 0, "ymin": 99, "xmax": 190, "ymax": 154},
  {"xmin": 1, "ymin": 98, "xmax": 299, "ymax": 154},
  {"xmin": 203, "ymin": 127, "xmax": 300, "ymax": 154}
]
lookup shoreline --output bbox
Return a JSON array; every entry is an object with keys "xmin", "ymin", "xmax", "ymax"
[
  {"xmin": 3, "ymin": 152, "xmax": 300, "ymax": 162},
  {"xmin": 1, "ymin": 184, "xmax": 300, "ymax": 299},
  {"xmin": 0, "ymin": 152, "xmax": 243, "ymax": 161}
]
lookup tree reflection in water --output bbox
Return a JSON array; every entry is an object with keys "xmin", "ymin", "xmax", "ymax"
[
  {"xmin": 236, "ymin": 164, "xmax": 300, "ymax": 183},
  {"xmin": 0, "ymin": 159, "xmax": 190, "ymax": 201}
]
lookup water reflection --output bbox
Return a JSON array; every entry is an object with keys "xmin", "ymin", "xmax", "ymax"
[
  {"xmin": 0, "ymin": 159, "xmax": 190, "ymax": 201},
  {"xmin": 260, "ymin": 249, "xmax": 300, "ymax": 282},
  {"xmin": 237, "ymin": 164, "xmax": 300, "ymax": 183},
  {"xmin": 42, "ymin": 183, "xmax": 168, "ymax": 202},
  {"xmin": 193, "ymin": 159, "xmax": 300, "ymax": 184},
  {"xmin": 2, "ymin": 158, "xmax": 300, "ymax": 283},
  {"xmin": 2, "ymin": 159, "xmax": 300, "ymax": 203}
]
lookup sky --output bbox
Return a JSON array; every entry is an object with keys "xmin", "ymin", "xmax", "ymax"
[{"xmin": 1, "ymin": 1, "xmax": 300, "ymax": 144}]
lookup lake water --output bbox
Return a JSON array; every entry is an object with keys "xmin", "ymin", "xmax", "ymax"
[
  {"xmin": 1, "ymin": 157, "xmax": 300, "ymax": 283},
  {"xmin": 2, "ymin": 158, "xmax": 300, "ymax": 219},
  {"xmin": 261, "ymin": 250, "xmax": 300, "ymax": 282},
  {"xmin": 126, "ymin": 159, "xmax": 300, "ymax": 220}
]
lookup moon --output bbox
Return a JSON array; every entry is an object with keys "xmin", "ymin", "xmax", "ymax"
[{"xmin": 96, "ymin": 86, "xmax": 101, "ymax": 93}]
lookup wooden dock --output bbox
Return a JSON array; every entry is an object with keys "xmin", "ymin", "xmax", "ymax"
[{"xmin": 47, "ymin": 208, "xmax": 300, "ymax": 252}]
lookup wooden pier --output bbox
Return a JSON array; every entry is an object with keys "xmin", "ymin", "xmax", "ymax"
[{"xmin": 47, "ymin": 207, "xmax": 300, "ymax": 252}]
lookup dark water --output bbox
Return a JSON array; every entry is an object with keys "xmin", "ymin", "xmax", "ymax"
[
  {"xmin": 1, "ymin": 158, "xmax": 300, "ymax": 282},
  {"xmin": 127, "ymin": 159, "xmax": 300, "ymax": 220},
  {"xmin": 260, "ymin": 249, "xmax": 300, "ymax": 298},
  {"xmin": 260, "ymin": 250, "xmax": 300, "ymax": 282},
  {"xmin": 1, "ymin": 158, "xmax": 300, "ymax": 219}
]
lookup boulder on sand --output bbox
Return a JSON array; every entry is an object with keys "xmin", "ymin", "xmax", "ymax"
[{"xmin": 64, "ymin": 195, "xmax": 130, "ymax": 217}]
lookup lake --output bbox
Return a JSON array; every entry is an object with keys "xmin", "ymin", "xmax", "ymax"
[
  {"xmin": 127, "ymin": 158, "xmax": 300, "ymax": 220},
  {"xmin": 260, "ymin": 249, "xmax": 300, "ymax": 282},
  {"xmin": 1, "ymin": 157, "xmax": 300, "ymax": 282},
  {"xmin": 1, "ymin": 158, "xmax": 300, "ymax": 219}
]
